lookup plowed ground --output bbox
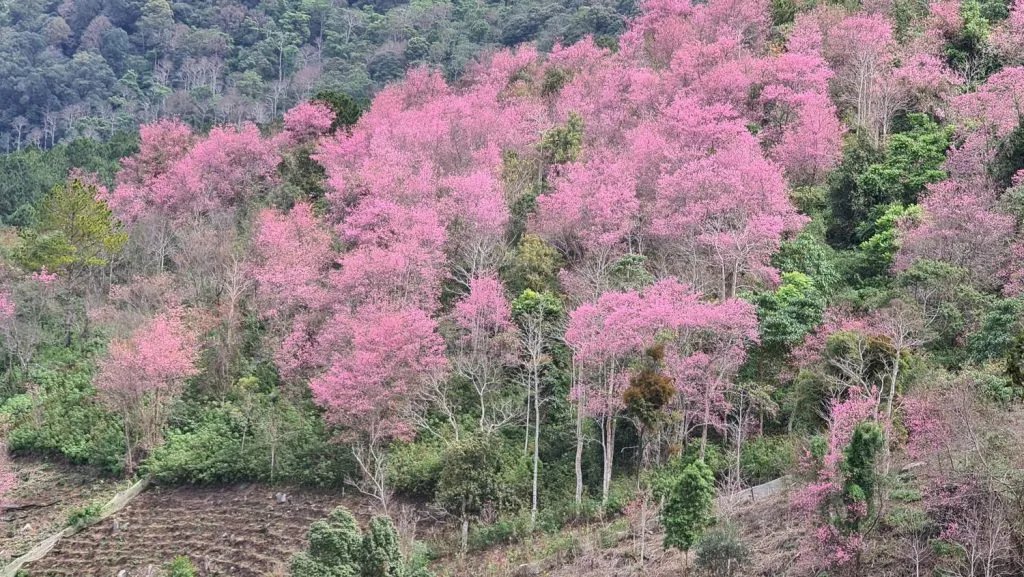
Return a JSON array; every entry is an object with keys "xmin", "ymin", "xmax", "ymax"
[
  {"xmin": 24, "ymin": 484, "xmax": 369, "ymax": 577},
  {"xmin": 1, "ymin": 458, "xmax": 119, "ymax": 564}
]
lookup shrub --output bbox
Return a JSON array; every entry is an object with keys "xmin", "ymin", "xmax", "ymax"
[
  {"xmin": 695, "ymin": 524, "xmax": 749, "ymax": 577},
  {"xmin": 388, "ymin": 441, "xmax": 444, "ymax": 499},
  {"xmin": 66, "ymin": 501, "xmax": 103, "ymax": 528},
  {"xmin": 662, "ymin": 460, "xmax": 716, "ymax": 555},
  {"xmin": 291, "ymin": 507, "xmax": 431, "ymax": 577},
  {"xmin": 740, "ymin": 436, "xmax": 796, "ymax": 485},
  {"xmin": 144, "ymin": 388, "xmax": 355, "ymax": 487},
  {"xmin": 2, "ymin": 345, "xmax": 125, "ymax": 473},
  {"xmin": 166, "ymin": 556, "xmax": 197, "ymax": 577}
]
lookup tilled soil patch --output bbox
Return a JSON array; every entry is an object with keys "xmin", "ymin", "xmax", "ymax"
[
  {"xmin": 1, "ymin": 458, "xmax": 119, "ymax": 564},
  {"xmin": 24, "ymin": 484, "xmax": 366, "ymax": 577}
]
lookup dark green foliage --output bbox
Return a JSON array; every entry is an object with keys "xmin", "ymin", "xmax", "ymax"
[
  {"xmin": 144, "ymin": 382, "xmax": 355, "ymax": 487},
  {"xmin": 695, "ymin": 524, "xmax": 749, "ymax": 577},
  {"xmin": 662, "ymin": 460, "xmax": 716, "ymax": 554},
  {"xmin": 855, "ymin": 114, "xmax": 949, "ymax": 214},
  {"xmin": 969, "ymin": 299, "xmax": 1024, "ymax": 362},
  {"xmin": 539, "ymin": 112, "xmax": 584, "ymax": 165},
  {"xmin": 740, "ymin": 436, "xmax": 796, "ymax": 485},
  {"xmin": 855, "ymin": 203, "xmax": 922, "ymax": 281},
  {"xmin": 435, "ymin": 435, "xmax": 529, "ymax": 521},
  {"xmin": 15, "ymin": 179, "xmax": 127, "ymax": 278},
  {"xmin": 610, "ymin": 254, "xmax": 655, "ymax": 291},
  {"xmin": 292, "ymin": 507, "xmax": 364, "ymax": 577},
  {"xmin": 0, "ymin": 0, "xmax": 635, "ymax": 137},
  {"xmin": 772, "ymin": 227, "xmax": 842, "ymax": 297},
  {"xmin": 65, "ymin": 501, "xmax": 103, "ymax": 528},
  {"xmin": 770, "ymin": 0, "xmax": 798, "ymax": 26},
  {"xmin": 1005, "ymin": 331, "xmax": 1024, "ymax": 395},
  {"xmin": 753, "ymin": 272, "xmax": 827, "ymax": 352},
  {"xmin": 0, "ymin": 135, "xmax": 138, "ymax": 224},
  {"xmin": 313, "ymin": 90, "xmax": 365, "ymax": 132},
  {"xmin": 990, "ymin": 119, "xmax": 1024, "ymax": 190},
  {"xmin": 361, "ymin": 517, "xmax": 403, "ymax": 577},
  {"xmin": 828, "ymin": 117, "xmax": 949, "ymax": 247},
  {"xmin": 2, "ymin": 344, "xmax": 125, "ymax": 473},
  {"xmin": 827, "ymin": 134, "xmax": 886, "ymax": 246},
  {"xmin": 841, "ymin": 421, "xmax": 885, "ymax": 528},
  {"xmin": 291, "ymin": 508, "xmax": 430, "ymax": 577},
  {"xmin": 388, "ymin": 441, "xmax": 444, "ymax": 500}
]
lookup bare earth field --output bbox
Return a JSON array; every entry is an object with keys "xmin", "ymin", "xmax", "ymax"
[{"xmin": 1, "ymin": 458, "xmax": 124, "ymax": 564}]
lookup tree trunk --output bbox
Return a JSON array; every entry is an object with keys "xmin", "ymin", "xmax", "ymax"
[
  {"xmin": 461, "ymin": 515, "xmax": 469, "ymax": 555},
  {"xmin": 602, "ymin": 415, "xmax": 615, "ymax": 505},
  {"xmin": 531, "ymin": 374, "xmax": 540, "ymax": 527},
  {"xmin": 575, "ymin": 394, "xmax": 584, "ymax": 508}
]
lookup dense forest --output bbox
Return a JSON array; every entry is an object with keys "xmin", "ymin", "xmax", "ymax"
[
  {"xmin": 0, "ymin": 0, "xmax": 633, "ymax": 143},
  {"xmin": 5, "ymin": 0, "xmax": 1024, "ymax": 575}
]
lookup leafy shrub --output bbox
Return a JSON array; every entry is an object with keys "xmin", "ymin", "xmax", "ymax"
[
  {"xmin": 66, "ymin": 501, "xmax": 103, "ymax": 528},
  {"xmin": 695, "ymin": 524, "xmax": 749, "ymax": 577},
  {"xmin": 435, "ymin": 435, "xmax": 530, "ymax": 522},
  {"xmin": 166, "ymin": 556, "xmax": 197, "ymax": 577},
  {"xmin": 740, "ymin": 436, "xmax": 796, "ymax": 485},
  {"xmin": 388, "ymin": 441, "xmax": 444, "ymax": 499},
  {"xmin": 2, "ymin": 345, "xmax": 125, "ymax": 473},
  {"xmin": 291, "ymin": 507, "xmax": 431, "ymax": 577},
  {"xmin": 144, "ymin": 386, "xmax": 355, "ymax": 487}
]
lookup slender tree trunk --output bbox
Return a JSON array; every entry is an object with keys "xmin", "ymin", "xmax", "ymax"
[
  {"xmin": 531, "ymin": 370, "xmax": 540, "ymax": 527},
  {"xmin": 602, "ymin": 415, "xmax": 615, "ymax": 505},
  {"xmin": 575, "ymin": 393, "xmax": 584, "ymax": 508},
  {"xmin": 524, "ymin": 392, "xmax": 531, "ymax": 455}
]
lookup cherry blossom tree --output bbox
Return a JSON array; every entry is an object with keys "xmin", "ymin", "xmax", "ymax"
[
  {"xmin": 95, "ymin": 310, "xmax": 199, "ymax": 474},
  {"xmin": 566, "ymin": 289, "xmax": 647, "ymax": 504},
  {"xmin": 896, "ymin": 181, "xmax": 1015, "ymax": 290},
  {"xmin": 566, "ymin": 278, "xmax": 757, "ymax": 503},
  {"xmin": 251, "ymin": 203, "xmax": 334, "ymax": 319},
  {"xmin": 105, "ymin": 122, "xmax": 281, "ymax": 222},
  {"xmin": 283, "ymin": 101, "xmax": 335, "ymax": 143},
  {"xmin": 450, "ymin": 275, "xmax": 520, "ymax": 434},
  {"xmin": 309, "ymin": 305, "xmax": 448, "ymax": 511}
]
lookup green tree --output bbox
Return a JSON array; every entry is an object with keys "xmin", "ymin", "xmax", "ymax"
[
  {"xmin": 662, "ymin": 460, "xmax": 716, "ymax": 573},
  {"xmin": 539, "ymin": 112, "xmax": 584, "ymax": 165},
  {"xmin": 361, "ymin": 516, "xmax": 402, "ymax": 577},
  {"xmin": 291, "ymin": 507, "xmax": 364, "ymax": 577},
  {"xmin": 314, "ymin": 90, "xmax": 366, "ymax": 132},
  {"xmin": 754, "ymin": 272, "xmax": 827, "ymax": 352},
  {"xmin": 16, "ymin": 179, "xmax": 127, "ymax": 280},
  {"xmin": 435, "ymin": 436, "xmax": 525, "ymax": 552},
  {"xmin": 853, "ymin": 114, "xmax": 950, "ymax": 224},
  {"xmin": 855, "ymin": 203, "xmax": 922, "ymax": 280}
]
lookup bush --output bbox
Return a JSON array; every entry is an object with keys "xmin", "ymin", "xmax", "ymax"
[
  {"xmin": 2, "ymin": 345, "xmax": 125, "ymax": 473},
  {"xmin": 291, "ymin": 507, "xmax": 431, "ymax": 577},
  {"xmin": 66, "ymin": 501, "xmax": 103, "ymax": 528},
  {"xmin": 166, "ymin": 556, "xmax": 197, "ymax": 577},
  {"xmin": 695, "ymin": 524, "xmax": 749, "ymax": 577},
  {"xmin": 435, "ymin": 435, "xmax": 530, "ymax": 522},
  {"xmin": 388, "ymin": 441, "xmax": 444, "ymax": 499},
  {"xmin": 144, "ymin": 386, "xmax": 355, "ymax": 487},
  {"xmin": 740, "ymin": 436, "xmax": 796, "ymax": 485}
]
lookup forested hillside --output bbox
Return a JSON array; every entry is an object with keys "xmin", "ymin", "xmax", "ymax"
[
  {"xmin": 4, "ymin": 0, "xmax": 1024, "ymax": 576},
  {"xmin": 0, "ymin": 0, "xmax": 634, "ymax": 225},
  {"xmin": 0, "ymin": 0, "xmax": 633, "ymax": 143}
]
